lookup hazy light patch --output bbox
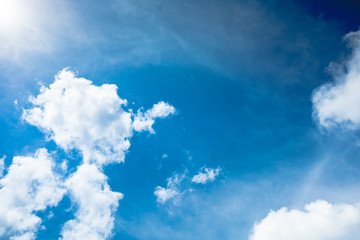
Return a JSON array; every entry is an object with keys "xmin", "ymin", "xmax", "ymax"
[
  {"xmin": 0, "ymin": 0, "xmax": 46, "ymax": 60},
  {"xmin": 0, "ymin": 0, "xmax": 27, "ymax": 32},
  {"xmin": 0, "ymin": 0, "xmax": 81, "ymax": 62}
]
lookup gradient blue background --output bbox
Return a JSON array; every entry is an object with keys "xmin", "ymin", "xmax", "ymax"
[{"xmin": 1, "ymin": 0, "xmax": 360, "ymax": 239}]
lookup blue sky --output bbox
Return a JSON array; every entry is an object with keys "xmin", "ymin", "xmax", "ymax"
[{"xmin": 1, "ymin": 0, "xmax": 360, "ymax": 239}]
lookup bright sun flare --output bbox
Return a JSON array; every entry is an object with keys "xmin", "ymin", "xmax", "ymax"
[{"xmin": 0, "ymin": 0, "xmax": 26, "ymax": 31}]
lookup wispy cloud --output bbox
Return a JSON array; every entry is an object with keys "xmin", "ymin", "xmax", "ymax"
[
  {"xmin": 155, "ymin": 166, "xmax": 222, "ymax": 205},
  {"xmin": 154, "ymin": 171, "xmax": 186, "ymax": 205},
  {"xmin": 0, "ymin": 0, "xmax": 339, "ymax": 81},
  {"xmin": 312, "ymin": 30, "xmax": 360, "ymax": 130},
  {"xmin": 192, "ymin": 167, "xmax": 221, "ymax": 184}
]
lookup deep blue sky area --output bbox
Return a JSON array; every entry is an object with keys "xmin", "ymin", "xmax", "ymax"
[
  {"xmin": 1, "ymin": 0, "xmax": 360, "ymax": 240},
  {"xmin": 297, "ymin": 0, "xmax": 360, "ymax": 30}
]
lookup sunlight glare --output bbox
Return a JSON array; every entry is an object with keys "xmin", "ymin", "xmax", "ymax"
[{"xmin": 0, "ymin": 0, "xmax": 26, "ymax": 31}]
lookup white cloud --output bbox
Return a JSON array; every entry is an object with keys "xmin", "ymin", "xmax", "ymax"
[
  {"xmin": 249, "ymin": 200, "xmax": 360, "ymax": 240},
  {"xmin": 22, "ymin": 68, "xmax": 175, "ymax": 166},
  {"xmin": 154, "ymin": 187, "xmax": 180, "ymax": 205},
  {"xmin": 22, "ymin": 69, "xmax": 132, "ymax": 166},
  {"xmin": 192, "ymin": 167, "xmax": 221, "ymax": 184},
  {"xmin": 0, "ymin": 155, "xmax": 5, "ymax": 177},
  {"xmin": 147, "ymin": 101, "xmax": 176, "ymax": 118},
  {"xmin": 0, "ymin": 149, "xmax": 66, "ymax": 240},
  {"xmin": 60, "ymin": 164, "xmax": 123, "ymax": 240},
  {"xmin": 133, "ymin": 101, "xmax": 176, "ymax": 133},
  {"xmin": 22, "ymin": 68, "xmax": 175, "ymax": 239},
  {"xmin": 312, "ymin": 30, "xmax": 360, "ymax": 129},
  {"xmin": 154, "ymin": 172, "xmax": 185, "ymax": 205},
  {"xmin": 155, "ymin": 167, "xmax": 221, "ymax": 205}
]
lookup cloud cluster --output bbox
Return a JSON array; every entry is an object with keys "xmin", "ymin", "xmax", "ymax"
[
  {"xmin": 192, "ymin": 167, "xmax": 221, "ymax": 184},
  {"xmin": 0, "ymin": 149, "xmax": 66, "ymax": 240},
  {"xmin": 312, "ymin": 30, "xmax": 360, "ymax": 129},
  {"xmin": 155, "ymin": 167, "xmax": 221, "ymax": 205},
  {"xmin": 249, "ymin": 200, "xmax": 360, "ymax": 240},
  {"xmin": 0, "ymin": 68, "xmax": 175, "ymax": 239}
]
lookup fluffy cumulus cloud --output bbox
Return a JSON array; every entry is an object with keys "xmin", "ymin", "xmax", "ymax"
[
  {"xmin": 192, "ymin": 167, "xmax": 221, "ymax": 184},
  {"xmin": 312, "ymin": 30, "xmax": 360, "ymax": 129},
  {"xmin": 22, "ymin": 69, "xmax": 132, "ymax": 166},
  {"xmin": 0, "ymin": 149, "xmax": 66, "ymax": 240},
  {"xmin": 154, "ymin": 173, "xmax": 185, "ymax": 204},
  {"xmin": 249, "ymin": 200, "xmax": 360, "ymax": 240},
  {"xmin": 22, "ymin": 68, "xmax": 175, "ymax": 165},
  {"xmin": 60, "ymin": 164, "xmax": 123, "ymax": 240}
]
